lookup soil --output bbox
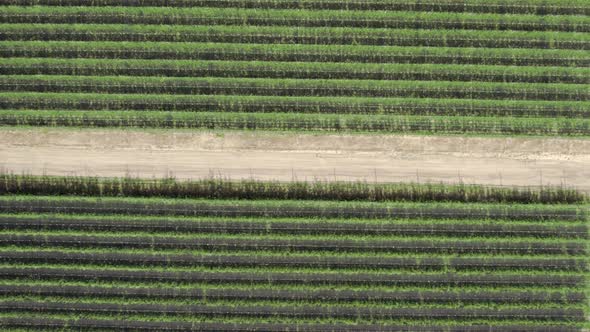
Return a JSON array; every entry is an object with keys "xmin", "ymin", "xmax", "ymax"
[{"xmin": 2, "ymin": 128, "xmax": 589, "ymax": 193}]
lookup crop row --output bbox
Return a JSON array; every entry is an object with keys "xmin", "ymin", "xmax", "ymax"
[
  {"xmin": 0, "ymin": 301, "xmax": 584, "ymax": 321},
  {"xmin": 4, "ymin": 0, "xmax": 588, "ymax": 15},
  {"xmin": 2, "ymin": 111, "xmax": 589, "ymax": 136},
  {"xmin": 2, "ymin": 7, "xmax": 589, "ymax": 32},
  {"xmin": 1, "ymin": 251, "xmax": 586, "ymax": 271},
  {"xmin": 2, "ymin": 76, "xmax": 587, "ymax": 102},
  {"xmin": 3, "ymin": 174, "xmax": 585, "ymax": 204},
  {"xmin": 3, "ymin": 41, "xmax": 586, "ymax": 67},
  {"xmin": 2, "ymin": 24, "xmax": 587, "ymax": 50},
  {"xmin": 1, "ymin": 234, "xmax": 584, "ymax": 255},
  {"xmin": 0, "ymin": 216, "xmax": 584, "ymax": 239},
  {"xmin": 3, "ymin": 94, "xmax": 588, "ymax": 119},
  {"xmin": 1, "ymin": 267, "xmax": 582, "ymax": 287},
  {"xmin": 2, "ymin": 59, "xmax": 589, "ymax": 84},
  {"xmin": 0, "ymin": 196, "xmax": 584, "ymax": 221},
  {"xmin": 0, "ymin": 317, "xmax": 579, "ymax": 332},
  {"xmin": 1, "ymin": 284, "xmax": 584, "ymax": 304}
]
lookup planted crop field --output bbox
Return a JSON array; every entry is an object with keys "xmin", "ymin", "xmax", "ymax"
[
  {"xmin": 0, "ymin": 175, "xmax": 588, "ymax": 331},
  {"xmin": 0, "ymin": 1, "xmax": 589, "ymax": 135}
]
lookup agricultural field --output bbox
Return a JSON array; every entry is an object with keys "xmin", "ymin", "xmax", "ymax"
[
  {"xmin": 0, "ymin": 174, "xmax": 587, "ymax": 331},
  {"xmin": 1, "ymin": 1, "xmax": 590, "ymax": 331},
  {"xmin": 0, "ymin": 0, "xmax": 589, "ymax": 135}
]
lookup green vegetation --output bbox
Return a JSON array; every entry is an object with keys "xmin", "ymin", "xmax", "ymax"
[
  {"xmin": 3, "ymin": 92, "xmax": 588, "ymax": 117},
  {"xmin": 2, "ymin": 41, "xmax": 586, "ymax": 66},
  {"xmin": 2, "ymin": 6, "xmax": 590, "ymax": 31},
  {"xmin": 2, "ymin": 58, "xmax": 589, "ymax": 84},
  {"xmin": 3, "ymin": 110, "xmax": 590, "ymax": 137},
  {"xmin": 2, "ymin": 75, "xmax": 588, "ymax": 102},
  {"xmin": 1, "ymin": 174, "xmax": 586, "ymax": 204},
  {"xmin": 2, "ymin": 24, "xmax": 588, "ymax": 49},
  {"xmin": 0, "ymin": 1, "xmax": 588, "ymax": 136},
  {"xmin": 0, "ymin": 0, "xmax": 589, "ymax": 326},
  {"xmin": 0, "ymin": 178, "xmax": 587, "ymax": 330},
  {"xmin": 3, "ymin": 0, "xmax": 590, "ymax": 15}
]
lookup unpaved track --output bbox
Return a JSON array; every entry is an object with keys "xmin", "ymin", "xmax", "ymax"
[{"xmin": 1, "ymin": 128, "xmax": 590, "ymax": 192}]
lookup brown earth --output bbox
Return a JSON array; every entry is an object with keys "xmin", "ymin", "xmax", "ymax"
[{"xmin": 1, "ymin": 128, "xmax": 589, "ymax": 192}]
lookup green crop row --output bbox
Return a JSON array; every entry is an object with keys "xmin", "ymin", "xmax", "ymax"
[
  {"xmin": 1, "ymin": 232, "xmax": 584, "ymax": 257},
  {"xmin": 0, "ymin": 264, "xmax": 583, "ymax": 291},
  {"xmin": 0, "ymin": 262, "xmax": 584, "ymax": 284},
  {"xmin": 0, "ymin": 250, "xmax": 586, "ymax": 277},
  {"xmin": 2, "ymin": 24, "xmax": 588, "ymax": 49},
  {"xmin": 0, "ymin": 280, "xmax": 584, "ymax": 305},
  {"xmin": 0, "ymin": 315, "xmax": 582, "ymax": 332},
  {"xmin": 2, "ymin": 174, "xmax": 585, "ymax": 204},
  {"xmin": 0, "ymin": 300, "xmax": 582, "ymax": 325},
  {"xmin": 1, "ymin": 90, "xmax": 587, "ymax": 116},
  {"xmin": 2, "ymin": 58, "xmax": 589, "ymax": 84},
  {"xmin": 3, "ymin": 211, "xmax": 583, "ymax": 226},
  {"xmin": 3, "ymin": 0, "xmax": 589, "ymax": 15},
  {"xmin": 1, "ymin": 92, "xmax": 588, "ymax": 118},
  {"xmin": 1, "ymin": 6, "xmax": 589, "ymax": 32},
  {"xmin": 1, "ymin": 75, "xmax": 587, "ymax": 102},
  {"xmin": 1, "ymin": 110, "xmax": 589, "ymax": 136},
  {"xmin": 2, "ymin": 41, "xmax": 586, "ymax": 67},
  {"xmin": 8, "ymin": 277, "xmax": 581, "ymax": 295},
  {"xmin": 2, "ymin": 230, "xmax": 584, "ymax": 254},
  {"xmin": 0, "ymin": 213, "xmax": 584, "ymax": 239},
  {"xmin": 4, "ymin": 245, "xmax": 584, "ymax": 264},
  {"xmin": 0, "ymin": 195, "xmax": 584, "ymax": 221},
  {"xmin": 0, "ymin": 222, "xmax": 584, "ymax": 243},
  {"xmin": 0, "ymin": 292, "xmax": 585, "ymax": 311},
  {"xmin": 0, "ymin": 315, "xmax": 581, "ymax": 332}
]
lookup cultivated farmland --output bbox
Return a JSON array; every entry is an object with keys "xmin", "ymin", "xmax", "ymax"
[
  {"xmin": 0, "ymin": 1, "xmax": 589, "ymax": 135},
  {"xmin": 0, "ymin": 175, "xmax": 587, "ymax": 331},
  {"xmin": 1, "ymin": 1, "xmax": 590, "ymax": 331}
]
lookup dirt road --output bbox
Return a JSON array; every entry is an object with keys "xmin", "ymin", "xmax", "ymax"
[{"xmin": 2, "ymin": 128, "xmax": 589, "ymax": 192}]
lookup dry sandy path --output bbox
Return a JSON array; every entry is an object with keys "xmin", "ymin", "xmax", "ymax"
[{"xmin": 1, "ymin": 128, "xmax": 590, "ymax": 192}]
